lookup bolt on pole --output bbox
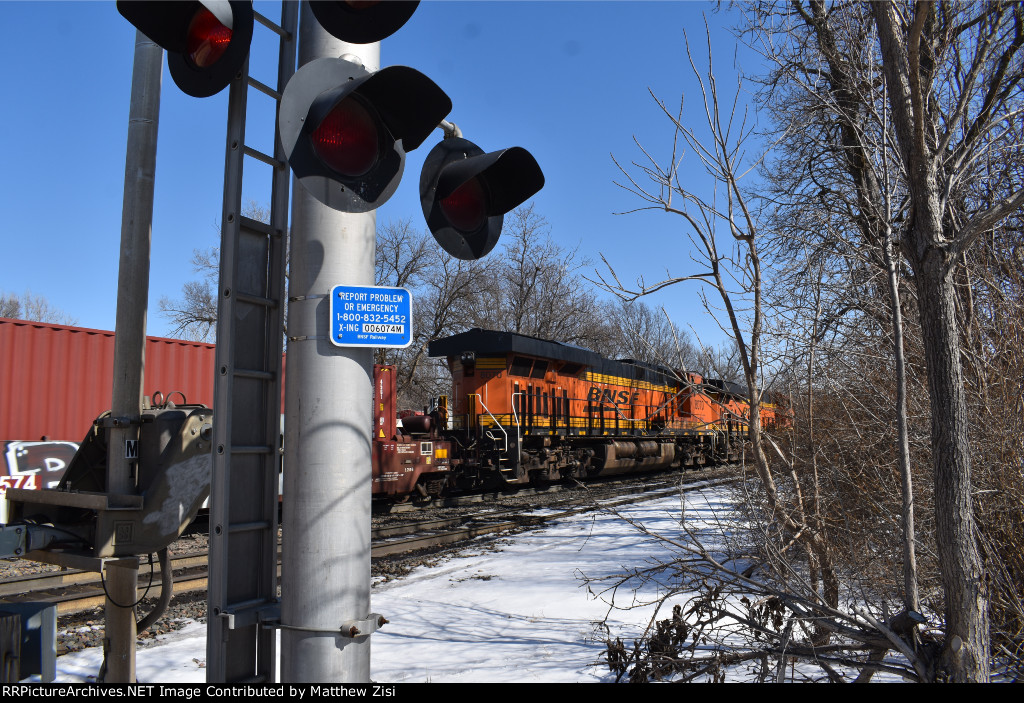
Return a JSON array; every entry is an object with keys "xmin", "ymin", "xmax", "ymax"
[
  {"xmin": 280, "ymin": 3, "xmax": 378, "ymax": 682},
  {"xmin": 103, "ymin": 30, "xmax": 162, "ymax": 683}
]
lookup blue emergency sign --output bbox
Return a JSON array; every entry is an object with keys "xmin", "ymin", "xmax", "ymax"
[{"xmin": 330, "ymin": 285, "xmax": 413, "ymax": 348}]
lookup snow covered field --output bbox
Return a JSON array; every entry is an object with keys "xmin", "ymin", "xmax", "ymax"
[{"xmin": 54, "ymin": 484, "xmax": 736, "ymax": 683}]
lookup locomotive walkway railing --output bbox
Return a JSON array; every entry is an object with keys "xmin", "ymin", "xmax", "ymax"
[{"xmin": 468, "ymin": 394, "xmax": 511, "ymax": 456}]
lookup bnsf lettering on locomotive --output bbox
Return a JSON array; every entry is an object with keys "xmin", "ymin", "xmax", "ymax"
[{"xmin": 586, "ymin": 387, "xmax": 640, "ymax": 405}]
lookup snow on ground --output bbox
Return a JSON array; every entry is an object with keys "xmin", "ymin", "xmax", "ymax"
[{"xmin": 52, "ymin": 485, "xmax": 737, "ymax": 683}]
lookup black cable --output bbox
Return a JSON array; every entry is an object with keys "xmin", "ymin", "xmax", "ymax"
[
  {"xmin": 136, "ymin": 549, "xmax": 173, "ymax": 633},
  {"xmin": 99, "ymin": 551, "xmax": 157, "ymax": 609}
]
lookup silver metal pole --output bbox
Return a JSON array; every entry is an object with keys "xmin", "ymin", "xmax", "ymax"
[
  {"xmin": 280, "ymin": 4, "xmax": 379, "ymax": 682},
  {"xmin": 103, "ymin": 29, "xmax": 162, "ymax": 683}
]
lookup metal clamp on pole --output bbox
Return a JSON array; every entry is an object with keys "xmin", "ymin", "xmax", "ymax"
[
  {"xmin": 287, "ymin": 293, "xmax": 331, "ymax": 342},
  {"xmin": 275, "ymin": 614, "xmax": 388, "ymax": 639},
  {"xmin": 340, "ymin": 613, "xmax": 388, "ymax": 639}
]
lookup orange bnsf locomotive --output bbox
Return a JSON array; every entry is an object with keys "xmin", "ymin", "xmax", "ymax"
[{"xmin": 383, "ymin": 328, "xmax": 788, "ymax": 497}]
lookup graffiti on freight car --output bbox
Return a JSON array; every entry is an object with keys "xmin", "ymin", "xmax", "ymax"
[
  {"xmin": 1, "ymin": 440, "xmax": 78, "ymax": 521},
  {"xmin": 2, "ymin": 440, "xmax": 76, "ymax": 487}
]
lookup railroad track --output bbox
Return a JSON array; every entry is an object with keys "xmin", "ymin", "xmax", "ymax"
[
  {"xmin": 0, "ymin": 470, "xmax": 738, "ymax": 616},
  {"xmin": 372, "ymin": 473, "xmax": 736, "ymax": 556}
]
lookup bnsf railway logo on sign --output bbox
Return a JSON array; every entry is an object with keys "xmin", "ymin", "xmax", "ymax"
[{"xmin": 331, "ymin": 285, "xmax": 413, "ymax": 348}]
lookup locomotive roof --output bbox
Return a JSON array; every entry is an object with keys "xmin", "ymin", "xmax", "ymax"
[
  {"xmin": 429, "ymin": 329, "xmax": 751, "ymax": 398},
  {"xmin": 705, "ymin": 377, "xmax": 749, "ymax": 397},
  {"xmin": 428, "ymin": 328, "xmax": 676, "ymax": 384},
  {"xmin": 429, "ymin": 328, "xmax": 598, "ymax": 365}
]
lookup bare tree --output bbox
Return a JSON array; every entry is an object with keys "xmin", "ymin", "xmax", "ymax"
[
  {"xmin": 602, "ymin": 19, "xmax": 835, "ymax": 589},
  {"xmin": 376, "ymin": 222, "xmax": 496, "ymax": 409},
  {"xmin": 474, "ymin": 204, "xmax": 606, "ymax": 349},
  {"xmin": 374, "ymin": 218, "xmax": 434, "ymax": 292},
  {"xmin": 749, "ymin": 0, "xmax": 926, "ymax": 658},
  {"xmin": 157, "ymin": 247, "xmax": 219, "ymax": 341},
  {"xmin": 595, "ymin": 298, "xmax": 701, "ymax": 371},
  {"xmin": 871, "ymin": 2, "xmax": 1023, "ymax": 680},
  {"xmin": 0, "ymin": 290, "xmax": 78, "ymax": 326},
  {"xmin": 602, "ymin": 18, "xmax": 841, "ymax": 607},
  {"xmin": 735, "ymin": 0, "xmax": 1024, "ymax": 680},
  {"xmin": 587, "ymin": 15, "xmax": 996, "ymax": 681},
  {"xmin": 376, "ymin": 205, "xmax": 614, "ymax": 408},
  {"xmin": 158, "ymin": 201, "xmax": 270, "ymax": 342}
]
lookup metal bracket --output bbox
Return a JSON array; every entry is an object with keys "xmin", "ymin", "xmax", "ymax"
[
  {"xmin": 24, "ymin": 548, "xmax": 138, "ymax": 574},
  {"xmin": 218, "ymin": 602, "xmax": 281, "ymax": 631},
  {"xmin": 95, "ymin": 416, "xmax": 141, "ymax": 428},
  {"xmin": 0, "ymin": 523, "xmax": 97, "ymax": 559},
  {"xmin": 0, "ymin": 524, "xmax": 29, "ymax": 558}
]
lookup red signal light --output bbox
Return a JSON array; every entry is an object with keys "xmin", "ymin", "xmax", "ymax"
[
  {"xmin": 280, "ymin": 58, "xmax": 451, "ymax": 212},
  {"xmin": 186, "ymin": 8, "xmax": 233, "ymax": 69},
  {"xmin": 440, "ymin": 178, "xmax": 488, "ymax": 232},
  {"xmin": 311, "ymin": 98, "xmax": 380, "ymax": 177}
]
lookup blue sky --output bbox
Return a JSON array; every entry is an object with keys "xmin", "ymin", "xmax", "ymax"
[{"xmin": 1, "ymin": 1, "xmax": 757, "ymax": 347}]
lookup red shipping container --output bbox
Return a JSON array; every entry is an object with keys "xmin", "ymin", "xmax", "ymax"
[{"xmin": 0, "ymin": 317, "xmax": 217, "ymax": 441}]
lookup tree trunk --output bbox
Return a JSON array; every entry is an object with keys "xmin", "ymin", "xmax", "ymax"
[
  {"xmin": 872, "ymin": 2, "xmax": 992, "ymax": 679},
  {"xmin": 912, "ymin": 246, "xmax": 990, "ymax": 681}
]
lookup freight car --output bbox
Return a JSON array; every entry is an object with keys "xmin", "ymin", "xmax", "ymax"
[
  {"xmin": 418, "ymin": 328, "xmax": 787, "ymax": 493},
  {"xmin": 0, "ymin": 318, "xmax": 784, "ymax": 509},
  {"xmin": 0, "ymin": 317, "xmax": 451, "ymax": 508}
]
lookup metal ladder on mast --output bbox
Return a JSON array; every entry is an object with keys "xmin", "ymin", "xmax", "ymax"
[{"xmin": 206, "ymin": 3, "xmax": 297, "ymax": 683}]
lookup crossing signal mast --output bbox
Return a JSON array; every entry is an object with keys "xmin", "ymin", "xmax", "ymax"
[
  {"xmin": 273, "ymin": 0, "xmax": 547, "ymax": 682},
  {"xmin": 112, "ymin": 0, "xmax": 547, "ymax": 684}
]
